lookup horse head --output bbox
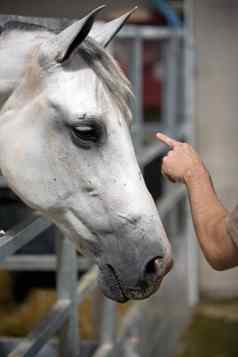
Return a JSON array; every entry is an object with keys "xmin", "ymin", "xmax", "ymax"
[{"xmin": 0, "ymin": 7, "xmax": 172, "ymax": 302}]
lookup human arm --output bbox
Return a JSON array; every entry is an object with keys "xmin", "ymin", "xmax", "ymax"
[{"xmin": 156, "ymin": 132, "xmax": 238, "ymax": 270}]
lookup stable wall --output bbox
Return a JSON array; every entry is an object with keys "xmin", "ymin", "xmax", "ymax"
[{"xmin": 194, "ymin": 0, "xmax": 238, "ymax": 298}]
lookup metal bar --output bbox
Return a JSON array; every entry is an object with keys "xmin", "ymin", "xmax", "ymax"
[
  {"xmin": 119, "ymin": 25, "xmax": 184, "ymax": 40},
  {"xmin": 138, "ymin": 141, "xmax": 166, "ymax": 167},
  {"xmin": 8, "ymin": 299, "xmax": 70, "ymax": 357},
  {"xmin": 0, "ymin": 255, "xmax": 92, "ymax": 271},
  {"xmin": 157, "ymin": 186, "xmax": 186, "ymax": 218},
  {"xmin": 56, "ymin": 236, "xmax": 79, "ymax": 357},
  {"xmin": 185, "ymin": 200, "xmax": 199, "ymax": 306},
  {"xmin": 111, "ymin": 301, "xmax": 142, "ymax": 357},
  {"xmin": 184, "ymin": 0, "xmax": 195, "ymax": 136},
  {"xmin": 161, "ymin": 36, "xmax": 180, "ymax": 237},
  {"xmin": 113, "ymin": 303, "xmax": 191, "ymax": 357},
  {"xmin": 164, "ymin": 38, "xmax": 179, "ymax": 132},
  {"xmin": 0, "ymin": 216, "xmax": 51, "ymax": 263},
  {"xmin": 2, "ymin": 266, "xmax": 99, "ymax": 357},
  {"xmin": 129, "ymin": 35, "xmax": 144, "ymax": 152},
  {"xmin": 76, "ymin": 265, "xmax": 98, "ymax": 303},
  {"xmin": 6, "ymin": 266, "xmax": 99, "ymax": 357},
  {"xmin": 184, "ymin": 0, "xmax": 199, "ymax": 306},
  {"xmin": 100, "ymin": 298, "xmax": 117, "ymax": 344}
]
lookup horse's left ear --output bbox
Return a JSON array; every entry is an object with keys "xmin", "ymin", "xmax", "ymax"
[
  {"xmin": 55, "ymin": 5, "xmax": 105, "ymax": 63},
  {"xmin": 92, "ymin": 7, "xmax": 137, "ymax": 48}
]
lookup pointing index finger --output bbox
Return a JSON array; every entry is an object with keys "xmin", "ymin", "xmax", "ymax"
[{"xmin": 156, "ymin": 132, "xmax": 180, "ymax": 149}]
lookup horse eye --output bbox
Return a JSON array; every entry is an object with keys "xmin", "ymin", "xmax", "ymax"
[{"xmin": 71, "ymin": 122, "xmax": 104, "ymax": 149}]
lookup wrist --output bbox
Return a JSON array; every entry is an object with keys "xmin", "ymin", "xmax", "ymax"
[{"xmin": 184, "ymin": 164, "xmax": 210, "ymax": 189}]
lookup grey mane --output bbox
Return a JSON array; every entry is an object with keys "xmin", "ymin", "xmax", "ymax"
[
  {"xmin": 79, "ymin": 38, "xmax": 133, "ymax": 119},
  {"xmin": 2, "ymin": 21, "xmax": 56, "ymax": 34},
  {"xmin": 0, "ymin": 21, "xmax": 132, "ymax": 119}
]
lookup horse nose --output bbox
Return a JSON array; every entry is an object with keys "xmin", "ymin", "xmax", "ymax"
[{"xmin": 143, "ymin": 255, "xmax": 173, "ymax": 282}]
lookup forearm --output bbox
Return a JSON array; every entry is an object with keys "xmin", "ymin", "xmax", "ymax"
[
  {"xmin": 185, "ymin": 168, "xmax": 238, "ymax": 270},
  {"xmin": 156, "ymin": 132, "xmax": 238, "ymax": 270}
]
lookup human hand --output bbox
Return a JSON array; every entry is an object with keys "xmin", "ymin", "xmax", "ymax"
[{"xmin": 156, "ymin": 132, "xmax": 207, "ymax": 185}]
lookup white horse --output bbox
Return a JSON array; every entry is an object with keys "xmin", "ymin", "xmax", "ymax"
[{"xmin": 0, "ymin": 6, "xmax": 172, "ymax": 302}]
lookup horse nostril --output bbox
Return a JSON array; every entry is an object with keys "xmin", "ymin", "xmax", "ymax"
[{"xmin": 144, "ymin": 256, "xmax": 164, "ymax": 281}]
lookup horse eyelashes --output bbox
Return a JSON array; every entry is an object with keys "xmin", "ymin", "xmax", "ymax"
[{"xmin": 70, "ymin": 122, "xmax": 105, "ymax": 149}]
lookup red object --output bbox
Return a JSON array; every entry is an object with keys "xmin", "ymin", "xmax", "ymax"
[
  {"xmin": 117, "ymin": 8, "xmax": 166, "ymax": 111},
  {"xmin": 131, "ymin": 10, "xmax": 164, "ymax": 110},
  {"xmin": 143, "ymin": 60, "xmax": 161, "ymax": 109}
]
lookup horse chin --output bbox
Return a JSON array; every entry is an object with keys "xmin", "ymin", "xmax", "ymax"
[
  {"xmin": 98, "ymin": 268, "xmax": 129, "ymax": 303},
  {"xmin": 123, "ymin": 281, "xmax": 162, "ymax": 301},
  {"xmin": 100, "ymin": 285, "xmax": 129, "ymax": 304},
  {"xmin": 98, "ymin": 267, "xmax": 163, "ymax": 303}
]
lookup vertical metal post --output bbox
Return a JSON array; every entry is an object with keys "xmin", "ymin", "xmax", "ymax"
[
  {"xmin": 162, "ymin": 36, "xmax": 179, "ymax": 237},
  {"xmin": 56, "ymin": 235, "xmax": 79, "ymax": 357},
  {"xmin": 92, "ymin": 298, "xmax": 117, "ymax": 357},
  {"xmin": 162, "ymin": 37, "xmax": 179, "ymax": 135},
  {"xmin": 100, "ymin": 298, "xmax": 117, "ymax": 345},
  {"xmin": 184, "ymin": 0, "xmax": 199, "ymax": 306},
  {"xmin": 128, "ymin": 35, "xmax": 144, "ymax": 154}
]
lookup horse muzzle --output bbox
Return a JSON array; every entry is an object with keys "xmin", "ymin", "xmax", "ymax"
[{"xmin": 98, "ymin": 254, "xmax": 173, "ymax": 303}]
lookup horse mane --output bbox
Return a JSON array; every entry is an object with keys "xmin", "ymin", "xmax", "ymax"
[
  {"xmin": 2, "ymin": 21, "xmax": 55, "ymax": 34},
  {"xmin": 79, "ymin": 38, "xmax": 133, "ymax": 120}
]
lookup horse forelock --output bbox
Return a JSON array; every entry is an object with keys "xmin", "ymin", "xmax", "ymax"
[{"xmin": 78, "ymin": 38, "xmax": 133, "ymax": 123}]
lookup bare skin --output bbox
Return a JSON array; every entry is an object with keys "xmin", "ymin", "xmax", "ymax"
[{"xmin": 156, "ymin": 132, "xmax": 238, "ymax": 271}]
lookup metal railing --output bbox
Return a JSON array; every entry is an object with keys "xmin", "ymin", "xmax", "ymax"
[{"xmin": 0, "ymin": 4, "xmax": 196, "ymax": 356}]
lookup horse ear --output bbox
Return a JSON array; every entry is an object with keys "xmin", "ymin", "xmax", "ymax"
[
  {"xmin": 92, "ymin": 7, "xmax": 137, "ymax": 48},
  {"xmin": 55, "ymin": 5, "xmax": 106, "ymax": 63}
]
